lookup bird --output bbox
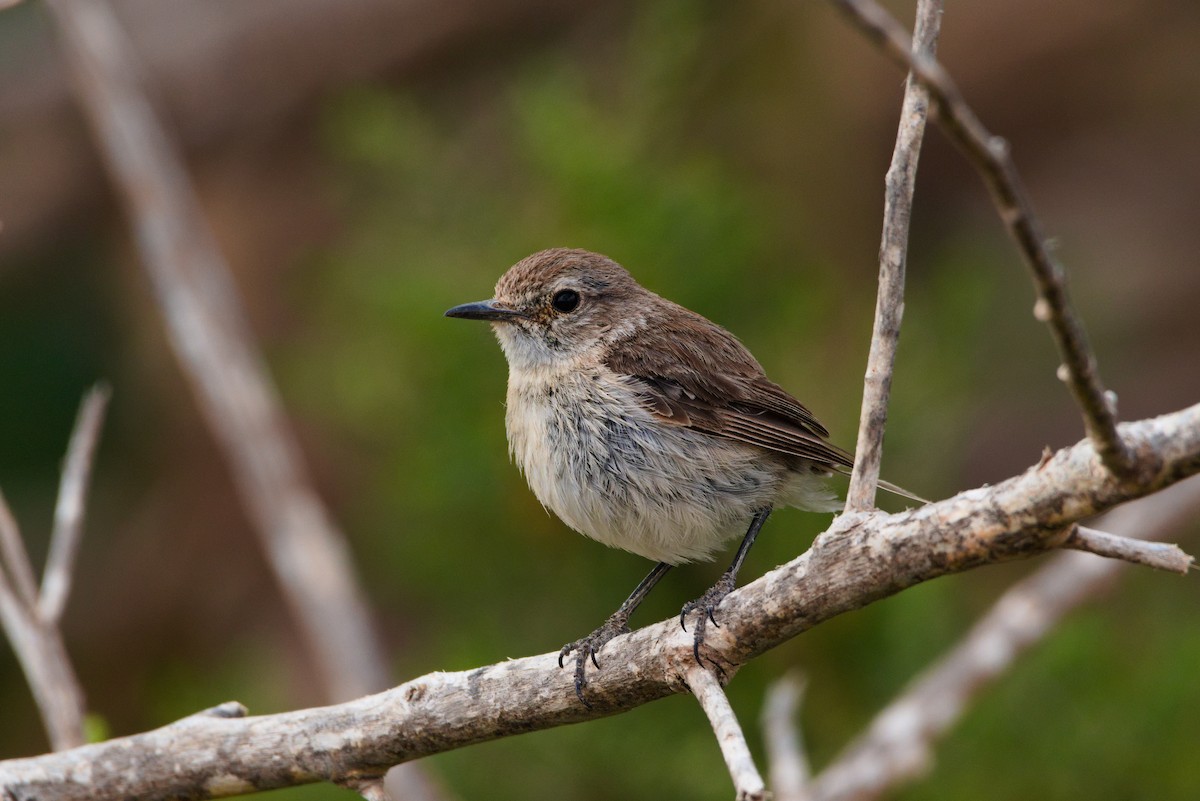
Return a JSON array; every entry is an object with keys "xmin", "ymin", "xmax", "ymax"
[{"xmin": 445, "ymin": 248, "xmax": 919, "ymax": 704}]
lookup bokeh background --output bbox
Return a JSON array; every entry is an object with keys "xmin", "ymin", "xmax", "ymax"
[{"xmin": 1, "ymin": 0, "xmax": 1198, "ymax": 799}]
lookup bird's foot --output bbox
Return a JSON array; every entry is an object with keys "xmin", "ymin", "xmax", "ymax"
[
  {"xmin": 558, "ymin": 613, "xmax": 630, "ymax": 707},
  {"xmin": 679, "ymin": 572, "xmax": 737, "ymax": 666}
]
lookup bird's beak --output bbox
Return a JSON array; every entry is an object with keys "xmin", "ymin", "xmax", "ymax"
[{"xmin": 444, "ymin": 299, "xmax": 526, "ymax": 322}]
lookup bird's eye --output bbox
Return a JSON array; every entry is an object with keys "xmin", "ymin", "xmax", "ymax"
[{"xmin": 551, "ymin": 289, "xmax": 581, "ymax": 313}]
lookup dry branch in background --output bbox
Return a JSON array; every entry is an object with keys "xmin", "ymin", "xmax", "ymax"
[
  {"xmin": 0, "ymin": 387, "xmax": 109, "ymax": 752},
  {"xmin": 42, "ymin": 0, "xmax": 388, "ymax": 702},
  {"xmin": 40, "ymin": 386, "xmax": 110, "ymax": 624},
  {"xmin": 827, "ymin": 0, "xmax": 1135, "ymax": 478},
  {"xmin": 1, "ymin": 404, "xmax": 1197, "ymax": 800},
  {"xmin": 0, "ymin": 557, "xmax": 86, "ymax": 752},
  {"xmin": 803, "ymin": 475, "xmax": 1200, "ymax": 801},
  {"xmin": 0, "ymin": 0, "xmax": 593, "ymax": 252},
  {"xmin": 845, "ymin": 0, "xmax": 942, "ymax": 511},
  {"xmin": 761, "ymin": 673, "xmax": 811, "ymax": 801},
  {"xmin": 41, "ymin": 2, "xmax": 455, "ymax": 797}
]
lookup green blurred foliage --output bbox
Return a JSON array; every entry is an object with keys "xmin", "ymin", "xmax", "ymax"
[
  {"xmin": 0, "ymin": 248, "xmax": 118, "ymax": 521},
  {"xmin": 1, "ymin": 0, "xmax": 1196, "ymax": 799}
]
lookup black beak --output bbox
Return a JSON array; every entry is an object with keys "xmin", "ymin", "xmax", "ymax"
[{"xmin": 444, "ymin": 299, "xmax": 525, "ymax": 322}]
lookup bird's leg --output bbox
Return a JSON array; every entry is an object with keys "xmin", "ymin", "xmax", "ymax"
[
  {"xmin": 680, "ymin": 507, "xmax": 772, "ymax": 665},
  {"xmin": 559, "ymin": 561, "xmax": 672, "ymax": 706}
]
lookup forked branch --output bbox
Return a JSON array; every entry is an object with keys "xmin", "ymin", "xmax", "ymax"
[
  {"xmin": 805, "ymin": 476, "xmax": 1200, "ymax": 801},
  {"xmin": 827, "ymin": 0, "xmax": 1136, "ymax": 477},
  {"xmin": 0, "ymin": 387, "xmax": 109, "ymax": 752}
]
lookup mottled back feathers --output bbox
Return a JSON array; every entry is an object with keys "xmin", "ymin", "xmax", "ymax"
[{"xmin": 602, "ymin": 299, "xmax": 853, "ymax": 471}]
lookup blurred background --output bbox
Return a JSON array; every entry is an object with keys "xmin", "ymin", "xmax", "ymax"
[{"xmin": 1, "ymin": 0, "xmax": 1198, "ymax": 799}]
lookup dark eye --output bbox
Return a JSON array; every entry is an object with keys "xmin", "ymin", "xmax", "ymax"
[{"xmin": 551, "ymin": 289, "xmax": 580, "ymax": 313}]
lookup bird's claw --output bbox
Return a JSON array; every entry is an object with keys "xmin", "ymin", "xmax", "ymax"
[
  {"xmin": 679, "ymin": 573, "xmax": 737, "ymax": 666},
  {"xmin": 559, "ymin": 615, "xmax": 630, "ymax": 707}
]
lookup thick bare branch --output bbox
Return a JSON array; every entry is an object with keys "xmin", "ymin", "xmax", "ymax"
[
  {"xmin": 40, "ymin": 384, "xmax": 110, "ymax": 624},
  {"xmin": 805, "ymin": 475, "xmax": 1200, "ymax": 801},
  {"xmin": 801, "ymin": 479, "xmax": 1200, "ymax": 801},
  {"xmin": 827, "ymin": 0, "xmax": 1135, "ymax": 477},
  {"xmin": 846, "ymin": 0, "xmax": 942, "ymax": 511},
  {"xmin": 1, "ymin": 403, "xmax": 1197, "ymax": 800},
  {"xmin": 43, "ymin": 0, "xmax": 387, "ymax": 702},
  {"xmin": 687, "ymin": 665, "xmax": 766, "ymax": 801}
]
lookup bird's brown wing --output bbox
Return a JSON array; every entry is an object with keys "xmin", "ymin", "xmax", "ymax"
[{"xmin": 603, "ymin": 304, "xmax": 853, "ymax": 470}]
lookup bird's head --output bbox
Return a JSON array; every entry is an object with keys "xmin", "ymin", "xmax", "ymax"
[{"xmin": 445, "ymin": 248, "xmax": 645, "ymax": 371}]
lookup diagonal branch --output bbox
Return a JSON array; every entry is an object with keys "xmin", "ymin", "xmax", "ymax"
[
  {"xmin": 0, "ymin": 544, "xmax": 87, "ymax": 752},
  {"xmin": 687, "ymin": 665, "xmax": 766, "ymax": 801},
  {"xmin": 40, "ymin": 384, "xmax": 111, "ymax": 624},
  {"xmin": 827, "ymin": 0, "xmax": 1135, "ymax": 478},
  {"xmin": 43, "ymin": 0, "xmax": 388, "ymax": 703},
  {"xmin": 1, "ymin": 403, "xmax": 1197, "ymax": 800},
  {"xmin": 805, "ymin": 474, "xmax": 1200, "ymax": 801},
  {"xmin": 0, "ymin": 388, "xmax": 109, "ymax": 752},
  {"xmin": 1063, "ymin": 524, "xmax": 1192, "ymax": 573},
  {"xmin": 846, "ymin": 0, "xmax": 943, "ymax": 511},
  {"xmin": 0, "ymin": 493, "xmax": 39, "ymax": 614}
]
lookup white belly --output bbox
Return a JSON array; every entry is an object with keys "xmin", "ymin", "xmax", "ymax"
[{"xmin": 505, "ymin": 366, "xmax": 818, "ymax": 564}]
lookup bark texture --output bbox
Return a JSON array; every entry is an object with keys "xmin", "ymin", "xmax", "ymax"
[{"xmin": 1, "ymin": 403, "xmax": 1196, "ymax": 801}]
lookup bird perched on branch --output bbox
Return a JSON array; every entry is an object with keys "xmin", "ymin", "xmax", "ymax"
[{"xmin": 446, "ymin": 248, "xmax": 920, "ymax": 704}]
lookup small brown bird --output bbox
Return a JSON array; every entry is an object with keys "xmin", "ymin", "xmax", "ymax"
[{"xmin": 446, "ymin": 248, "xmax": 917, "ymax": 704}]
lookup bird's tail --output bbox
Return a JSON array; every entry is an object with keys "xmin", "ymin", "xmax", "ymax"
[{"xmin": 833, "ymin": 467, "xmax": 929, "ymax": 506}]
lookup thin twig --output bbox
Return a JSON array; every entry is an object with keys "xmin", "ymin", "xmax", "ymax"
[
  {"xmin": 1064, "ymin": 525, "xmax": 1193, "ymax": 574},
  {"xmin": 43, "ymin": 0, "xmax": 388, "ymax": 702},
  {"xmin": 40, "ymin": 384, "xmax": 111, "ymax": 624},
  {"xmin": 826, "ymin": 0, "xmax": 1135, "ymax": 477},
  {"xmin": 761, "ymin": 672, "xmax": 811, "ymax": 801},
  {"xmin": 0, "ymin": 490, "xmax": 39, "ymax": 611},
  {"xmin": 688, "ymin": 665, "xmax": 767, "ymax": 801},
  {"xmin": 805, "ymin": 475, "xmax": 1200, "ymax": 801},
  {"xmin": 845, "ymin": 0, "xmax": 943, "ymax": 511}
]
